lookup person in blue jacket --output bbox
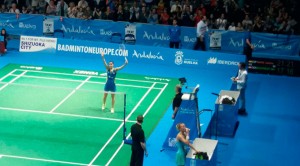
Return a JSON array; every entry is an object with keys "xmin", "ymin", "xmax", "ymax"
[{"xmin": 169, "ymin": 19, "xmax": 181, "ymax": 49}]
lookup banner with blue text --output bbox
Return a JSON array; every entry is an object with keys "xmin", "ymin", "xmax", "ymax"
[{"xmin": 1, "ymin": 13, "xmax": 299, "ymax": 59}]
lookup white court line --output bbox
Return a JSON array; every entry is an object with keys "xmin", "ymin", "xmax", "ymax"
[
  {"xmin": 0, "ymin": 71, "xmax": 27, "ymax": 91},
  {"xmin": 0, "ymin": 107, "xmax": 136, "ymax": 123},
  {"xmin": 87, "ymin": 82, "xmax": 157, "ymax": 166},
  {"xmin": 105, "ymin": 83, "xmax": 169, "ymax": 166},
  {"xmin": 50, "ymin": 76, "xmax": 91, "ymax": 113},
  {"xmin": 10, "ymin": 74, "xmax": 163, "ymax": 90},
  {"xmin": 0, "ymin": 69, "xmax": 17, "ymax": 81},
  {"xmin": 0, "ymin": 154, "xmax": 100, "ymax": 166},
  {"xmin": 16, "ymin": 69, "xmax": 167, "ymax": 84}
]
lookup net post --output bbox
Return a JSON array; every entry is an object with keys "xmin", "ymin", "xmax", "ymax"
[{"xmin": 123, "ymin": 93, "xmax": 127, "ymax": 140}]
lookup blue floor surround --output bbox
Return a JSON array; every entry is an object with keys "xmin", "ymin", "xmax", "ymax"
[{"xmin": 1, "ymin": 50, "xmax": 300, "ymax": 166}]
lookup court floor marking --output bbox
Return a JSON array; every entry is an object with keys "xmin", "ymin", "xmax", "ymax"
[
  {"xmin": 16, "ymin": 69, "xmax": 168, "ymax": 84},
  {"xmin": 10, "ymin": 73, "xmax": 163, "ymax": 90},
  {"xmin": 87, "ymin": 82, "xmax": 157, "ymax": 166},
  {"xmin": 0, "ymin": 71, "xmax": 27, "ymax": 91},
  {"xmin": 0, "ymin": 69, "xmax": 17, "ymax": 82},
  {"xmin": 0, "ymin": 106, "xmax": 136, "ymax": 123},
  {"xmin": 0, "ymin": 154, "xmax": 99, "ymax": 166},
  {"xmin": 49, "ymin": 76, "xmax": 91, "ymax": 113},
  {"xmin": 105, "ymin": 83, "xmax": 169, "ymax": 166}
]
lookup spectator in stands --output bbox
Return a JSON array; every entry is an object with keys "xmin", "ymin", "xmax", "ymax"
[
  {"xmin": 193, "ymin": 10, "xmax": 202, "ymax": 27},
  {"xmin": 263, "ymin": 15, "xmax": 274, "ymax": 33},
  {"xmin": 139, "ymin": 6, "xmax": 148, "ymax": 23},
  {"xmin": 68, "ymin": 6, "xmax": 78, "ymax": 18},
  {"xmin": 195, "ymin": 3, "xmax": 206, "ymax": 18},
  {"xmin": 91, "ymin": 0, "xmax": 106, "ymax": 12},
  {"xmin": 190, "ymin": 0, "xmax": 200, "ymax": 12},
  {"xmin": 207, "ymin": 13, "xmax": 216, "ymax": 29},
  {"xmin": 129, "ymin": 1, "xmax": 139, "ymax": 22},
  {"xmin": 242, "ymin": 14, "xmax": 253, "ymax": 29},
  {"xmin": 169, "ymin": 0, "xmax": 176, "ymax": 10},
  {"xmin": 236, "ymin": 22, "xmax": 244, "ymax": 31},
  {"xmin": 0, "ymin": 4, "xmax": 7, "ymax": 13},
  {"xmin": 157, "ymin": 0, "xmax": 165, "ymax": 15},
  {"xmin": 160, "ymin": 8, "xmax": 170, "ymax": 25},
  {"xmin": 243, "ymin": 25, "xmax": 254, "ymax": 62},
  {"xmin": 37, "ymin": 0, "xmax": 47, "ymax": 14},
  {"xmin": 1, "ymin": 28, "xmax": 8, "ymax": 53},
  {"xmin": 13, "ymin": 0, "xmax": 26, "ymax": 10},
  {"xmin": 56, "ymin": 0, "xmax": 68, "ymax": 17},
  {"xmin": 252, "ymin": 16, "xmax": 264, "ymax": 32},
  {"xmin": 77, "ymin": 0, "xmax": 88, "ymax": 9},
  {"xmin": 76, "ymin": 7, "xmax": 84, "ymax": 18},
  {"xmin": 169, "ymin": 19, "xmax": 181, "ymax": 49},
  {"xmin": 228, "ymin": 22, "xmax": 236, "ymax": 31},
  {"xmin": 82, "ymin": 6, "xmax": 92, "ymax": 19},
  {"xmin": 21, "ymin": 6, "xmax": 28, "ymax": 13},
  {"xmin": 8, "ymin": 3, "xmax": 20, "ymax": 14},
  {"xmin": 170, "ymin": 0, "xmax": 181, "ymax": 14},
  {"xmin": 46, "ymin": 0, "xmax": 57, "ymax": 15},
  {"xmin": 122, "ymin": 1, "xmax": 130, "ymax": 21},
  {"xmin": 92, "ymin": 7, "xmax": 101, "ymax": 19},
  {"xmin": 31, "ymin": 0, "xmax": 39, "ymax": 10},
  {"xmin": 114, "ymin": 5, "xmax": 124, "ymax": 21},
  {"xmin": 101, "ymin": 6, "xmax": 114, "ymax": 20},
  {"xmin": 194, "ymin": 15, "xmax": 208, "ymax": 51},
  {"xmin": 181, "ymin": 6, "xmax": 193, "ymax": 27},
  {"xmin": 148, "ymin": 8, "xmax": 158, "ymax": 24},
  {"xmin": 182, "ymin": 0, "xmax": 192, "ymax": 13},
  {"xmin": 67, "ymin": 1, "xmax": 76, "ymax": 17},
  {"xmin": 4, "ymin": 0, "xmax": 14, "ymax": 9},
  {"xmin": 216, "ymin": 13, "xmax": 227, "ymax": 30}
]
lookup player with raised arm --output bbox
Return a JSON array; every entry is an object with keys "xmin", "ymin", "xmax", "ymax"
[{"xmin": 101, "ymin": 52, "xmax": 128, "ymax": 113}]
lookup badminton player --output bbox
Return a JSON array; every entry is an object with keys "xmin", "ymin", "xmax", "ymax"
[{"xmin": 101, "ymin": 52, "xmax": 128, "ymax": 113}]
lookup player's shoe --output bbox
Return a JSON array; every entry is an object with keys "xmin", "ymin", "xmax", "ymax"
[
  {"xmin": 102, "ymin": 104, "xmax": 105, "ymax": 110},
  {"xmin": 111, "ymin": 108, "xmax": 114, "ymax": 113}
]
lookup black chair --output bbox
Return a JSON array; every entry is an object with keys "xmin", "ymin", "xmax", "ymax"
[{"xmin": 110, "ymin": 32, "xmax": 123, "ymax": 43}]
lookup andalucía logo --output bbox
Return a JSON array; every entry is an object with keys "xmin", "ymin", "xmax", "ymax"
[
  {"xmin": 207, "ymin": 57, "xmax": 217, "ymax": 64},
  {"xmin": 175, "ymin": 51, "xmax": 183, "ymax": 65}
]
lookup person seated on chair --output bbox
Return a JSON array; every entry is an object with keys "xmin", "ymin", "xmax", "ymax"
[{"xmin": 1, "ymin": 28, "xmax": 8, "ymax": 53}]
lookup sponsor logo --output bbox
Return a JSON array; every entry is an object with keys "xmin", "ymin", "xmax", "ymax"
[
  {"xmin": 0, "ymin": 21, "xmax": 14, "ymax": 28},
  {"xmin": 20, "ymin": 66, "xmax": 43, "ymax": 70},
  {"xmin": 132, "ymin": 50, "xmax": 164, "ymax": 60},
  {"xmin": 207, "ymin": 57, "xmax": 217, "ymax": 64},
  {"xmin": 183, "ymin": 36, "xmax": 196, "ymax": 42},
  {"xmin": 73, "ymin": 70, "xmax": 98, "ymax": 76},
  {"xmin": 168, "ymin": 138, "xmax": 176, "ymax": 147},
  {"xmin": 229, "ymin": 38, "xmax": 243, "ymax": 47},
  {"xmin": 252, "ymin": 40, "xmax": 266, "ymax": 49},
  {"xmin": 144, "ymin": 77, "xmax": 170, "ymax": 82},
  {"xmin": 175, "ymin": 51, "xmax": 183, "ymax": 65},
  {"xmin": 143, "ymin": 31, "xmax": 169, "ymax": 41},
  {"xmin": 61, "ymin": 25, "xmax": 96, "ymax": 35},
  {"xmin": 207, "ymin": 57, "xmax": 239, "ymax": 66},
  {"xmin": 19, "ymin": 22, "xmax": 36, "ymax": 29},
  {"xmin": 271, "ymin": 42, "xmax": 292, "ymax": 50},
  {"xmin": 100, "ymin": 29, "xmax": 113, "ymax": 36},
  {"xmin": 175, "ymin": 51, "xmax": 198, "ymax": 66}
]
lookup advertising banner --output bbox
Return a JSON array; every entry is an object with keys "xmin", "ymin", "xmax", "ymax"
[{"xmin": 19, "ymin": 36, "xmax": 57, "ymax": 52}]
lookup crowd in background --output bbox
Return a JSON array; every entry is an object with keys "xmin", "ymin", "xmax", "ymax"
[{"xmin": 0, "ymin": 0, "xmax": 299, "ymax": 35}]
